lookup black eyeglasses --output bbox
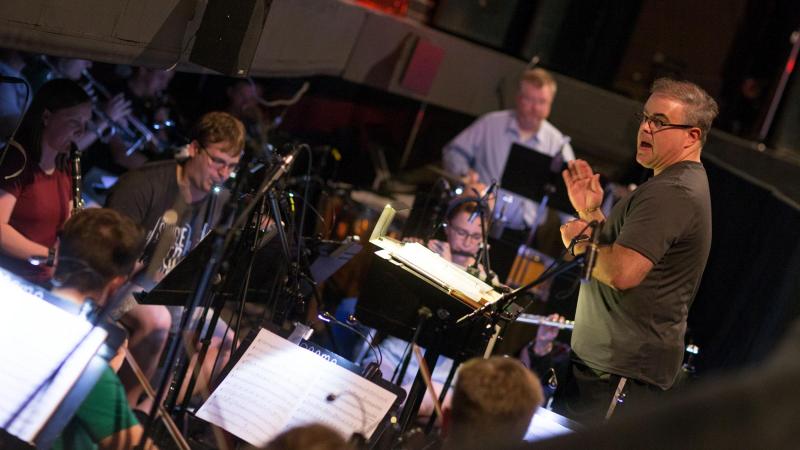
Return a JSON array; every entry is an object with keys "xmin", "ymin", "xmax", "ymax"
[
  {"xmin": 447, "ymin": 224, "xmax": 482, "ymax": 242},
  {"xmin": 200, "ymin": 146, "xmax": 239, "ymax": 171},
  {"xmin": 635, "ymin": 112, "xmax": 695, "ymax": 131}
]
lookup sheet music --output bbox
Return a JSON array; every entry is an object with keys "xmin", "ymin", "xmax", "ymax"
[
  {"xmin": 196, "ymin": 328, "xmax": 397, "ymax": 447},
  {"xmin": 524, "ymin": 407, "xmax": 577, "ymax": 441},
  {"xmin": 0, "ymin": 269, "xmax": 106, "ymax": 443},
  {"xmin": 374, "ymin": 239, "xmax": 503, "ymax": 305}
]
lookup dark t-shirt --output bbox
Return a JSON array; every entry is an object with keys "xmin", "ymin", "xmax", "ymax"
[
  {"xmin": 571, "ymin": 161, "xmax": 712, "ymax": 389},
  {"xmin": 105, "ymin": 160, "xmax": 223, "ymax": 278},
  {"xmin": 0, "ymin": 145, "xmax": 71, "ymax": 283}
]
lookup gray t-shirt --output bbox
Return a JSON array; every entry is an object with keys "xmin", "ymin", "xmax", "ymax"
[
  {"xmin": 571, "ymin": 161, "xmax": 712, "ymax": 389},
  {"xmin": 106, "ymin": 160, "xmax": 226, "ymax": 279}
]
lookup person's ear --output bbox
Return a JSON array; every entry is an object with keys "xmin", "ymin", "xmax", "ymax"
[
  {"xmin": 687, "ymin": 128, "xmax": 702, "ymax": 147},
  {"xmin": 187, "ymin": 140, "xmax": 199, "ymax": 158},
  {"xmin": 42, "ymin": 109, "xmax": 52, "ymax": 127}
]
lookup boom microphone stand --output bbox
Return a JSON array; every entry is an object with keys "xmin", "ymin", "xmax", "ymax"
[{"xmin": 139, "ymin": 145, "xmax": 302, "ymax": 449}]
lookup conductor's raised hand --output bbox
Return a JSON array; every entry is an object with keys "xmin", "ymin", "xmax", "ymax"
[{"xmin": 562, "ymin": 159, "xmax": 603, "ymax": 215}]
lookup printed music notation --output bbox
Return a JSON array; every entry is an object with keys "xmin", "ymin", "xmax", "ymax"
[
  {"xmin": 369, "ymin": 204, "xmax": 503, "ymax": 309},
  {"xmin": 196, "ymin": 329, "xmax": 397, "ymax": 447}
]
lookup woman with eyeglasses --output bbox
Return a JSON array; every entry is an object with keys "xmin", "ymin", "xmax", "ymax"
[{"xmin": 0, "ymin": 79, "xmax": 91, "ymax": 284}]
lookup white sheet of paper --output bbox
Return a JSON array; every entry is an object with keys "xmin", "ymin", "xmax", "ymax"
[
  {"xmin": 524, "ymin": 407, "xmax": 577, "ymax": 441},
  {"xmin": 0, "ymin": 270, "xmax": 106, "ymax": 443},
  {"xmin": 196, "ymin": 328, "xmax": 397, "ymax": 447}
]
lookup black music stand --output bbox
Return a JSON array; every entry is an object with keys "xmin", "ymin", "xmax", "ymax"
[
  {"xmin": 501, "ymin": 143, "xmax": 573, "ymax": 215},
  {"xmin": 140, "ymin": 234, "xmax": 361, "ymax": 306},
  {"xmin": 357, "ymin": 249, "xmax": 510, "ymax": 433},
  {"xmin": 357, "ymin": 255, "xmax": 492, "ymax": 361}
]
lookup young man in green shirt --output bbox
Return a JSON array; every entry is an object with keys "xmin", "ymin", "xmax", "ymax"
[{"xmin": 50, "ymin": 208, "xmax": 147, "ymax": 449}]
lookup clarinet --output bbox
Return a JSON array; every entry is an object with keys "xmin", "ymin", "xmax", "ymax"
[{"xmin": 70, "ymin": 144, "xmax": 84, "ymax": 215}]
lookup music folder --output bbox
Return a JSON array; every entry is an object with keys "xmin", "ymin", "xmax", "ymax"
[
  {"xmin": 0, "ymin": 267, "xmax": 108, "ymax": 448},
  {"xmin": 357, "ymin": 205, "xmax": 504, "ymax": 359},
  {"xmin": 195, "ymin": 327, "xmax": 400, "ymax": 447},
  {"xmin": 501, "ymin": 143, "xmax": 574, "ymax": 214}
]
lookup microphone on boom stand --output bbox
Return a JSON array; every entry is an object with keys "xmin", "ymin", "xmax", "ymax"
[{"xmin": 580, "ymin": 221, "xmax": 602, "ymax": 282}]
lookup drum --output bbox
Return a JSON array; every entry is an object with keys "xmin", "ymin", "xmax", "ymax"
[
  {"xmin": 506, "ymin": 245, "xmax": 555, "ymax": 300},
  {"xmin": 316, "ymin": 187, "xmax": 405, "ymax": 299}
]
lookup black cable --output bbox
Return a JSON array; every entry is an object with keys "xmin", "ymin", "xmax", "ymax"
[
  {"xmin": 295, "ymin": 144, "xmax": 312, "ymax": 272},
  {"xmin": 1, "ymin": 77, "xmax": 31, "ymax": 180},
  {"xmin": 320, "ymin": 311, "xmax": 382, "ymax": 368}
]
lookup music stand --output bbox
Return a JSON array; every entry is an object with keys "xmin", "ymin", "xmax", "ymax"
[
  {"xmin": 196, "ymin": 322, "xmax": 404, "ymax": 448},
  {"xmin": 140, "ymin": 234, "xmax": 361, "ymax": 306},
  {"xmin": 501, "ymin": 143, "xmax": 573, "ymax": 215},
  {"xmin": 0, "ymin": 267, "xmax": 110, "ymax": 449}
]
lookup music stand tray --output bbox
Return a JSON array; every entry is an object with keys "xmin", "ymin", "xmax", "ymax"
[
  {"xmin": 141, "ymin": 233, "xmax": 361, "ymax": 306},
  {"xmin": 501, "ymin": 143, "xmax": 573, "ymax": 214}
]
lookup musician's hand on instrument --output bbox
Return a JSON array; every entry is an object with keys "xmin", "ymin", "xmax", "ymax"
[
  {"xmin": 105, "ymin": 93, "xmax": 132, "ymax": 125},
  {"xmin": 462, "ymin": 169, "xmax": 480, "ymax": 186},
  {"xmin": 532, "ymin": 314, "xmax": 562, "ymax": 356},
  {"xmin": 427, "ymin": 239, "xmax": 452, "ymax": 262},
  {"xmin": 562, "ymin": 159, "xmax": 603, "ymax": 216},
  {"xmin": 537, "ymin": 314, "xmax": 563, "ymax": 340}
]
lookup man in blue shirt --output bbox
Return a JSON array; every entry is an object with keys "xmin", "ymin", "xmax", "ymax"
[{"xmin": 443, "ymin": 68, "xmax": 574, "ymax": 231}]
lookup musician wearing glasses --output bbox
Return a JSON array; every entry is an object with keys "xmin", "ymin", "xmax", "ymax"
[
  {"xmin": 364, "ymin": 201, "xmax": 500, "ymax": 418},
  {"xmin": 105, "ymin": 111, "xmax": 245, "ymax": 411},
  {"xmin": 557, "ymin": 79, "xmax": 718, "ymax": 421}
]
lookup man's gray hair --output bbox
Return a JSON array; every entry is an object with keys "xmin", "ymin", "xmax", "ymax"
[{"xmin": 651, "ymin": 78, "xmax": 719, "ymax": 144}]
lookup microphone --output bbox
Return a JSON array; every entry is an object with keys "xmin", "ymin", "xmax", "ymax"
[
  {"xmin": 468, "ymin": 182, "xmax": 497, "ymax": 224},
  {"xmin": 0, "ymin": 75, "xmax": 27, "ymax": 84},
  {"xmin": 280, "ymin": 144, "xmax": 303, "ymax": 169},
  {"xmin": 581, "ymin": 221, "xmax": 601, "ymax": 282}
]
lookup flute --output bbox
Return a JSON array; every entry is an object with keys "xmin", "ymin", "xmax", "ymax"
[{"xmin": 516, "ymin": 314, "xmax": 574, "ymax": 330}]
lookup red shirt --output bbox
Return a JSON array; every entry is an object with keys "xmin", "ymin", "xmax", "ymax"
[{"xmin": 0, "ymin": 157, "xmax": 71, "ymax": 284}]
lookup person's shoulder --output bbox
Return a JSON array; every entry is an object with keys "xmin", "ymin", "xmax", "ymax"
[
  {"xmin": 539, "ymin": 119, "xmax": 566, "ymax": 138},
  {"xmin": 479, "ymin": 109, "xmax": 514, "ymax": 123},
  {"xmin": 637, "ymin": 163, "xmax": 708, "ymax": 203},
  {"xmin": 118, "ymin": 160, "xmax": 177, "ymax": 182},
  {"xmin": 0, "ymin": 146, "xmax": 36, "ymax": 192},
  {"xmin": 654, "ymin": 162, "xmax": 707, "ymax": 189},
  {"xmin": 110, "ymin": 160, "xmax": 176, "ymax": 204}
]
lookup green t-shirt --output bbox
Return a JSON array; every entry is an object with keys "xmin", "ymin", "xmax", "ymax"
[{"xmin": 52, "ymin": 365, "xmax": 138, "ymax": 450}]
